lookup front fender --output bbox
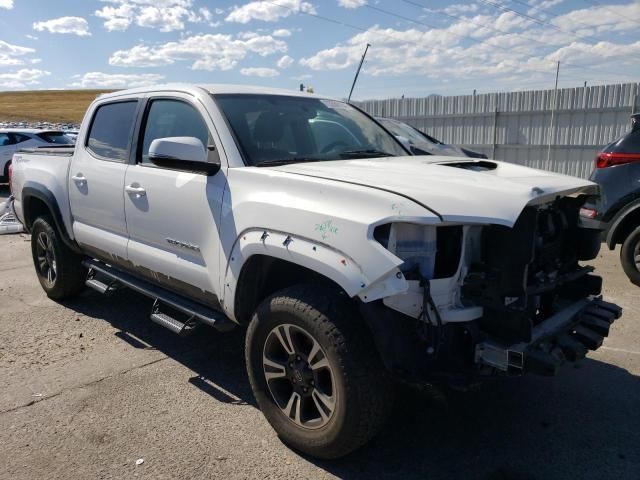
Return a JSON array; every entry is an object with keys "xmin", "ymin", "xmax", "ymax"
[{"xmin": 221, "ymin": 228, "xmax": 408, "ymax": 320}]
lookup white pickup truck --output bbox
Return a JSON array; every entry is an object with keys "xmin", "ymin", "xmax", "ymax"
[{"xmin": 10, "ymin": 84, "xmax": 621, "ymax": 459}]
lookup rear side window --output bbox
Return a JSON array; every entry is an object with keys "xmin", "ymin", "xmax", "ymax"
[
  {"xmin": 603, "ymin": 130, "xmax": 640, "ymax": 154},
  {"xmin": 87, "ymin": 101, "xmax": 138, "ymax": 162},
  {"xmin": 140, "ymin": 99, "xmax": 210, "ymax": 164},
  {"xmin": 36, "ymin": 132, "xmax": 74, "ymax": 145}
]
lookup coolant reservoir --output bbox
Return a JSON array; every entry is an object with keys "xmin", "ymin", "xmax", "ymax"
[{"xmin": 389, "ymin": 223, "xmax": 437, "ymax": 279}]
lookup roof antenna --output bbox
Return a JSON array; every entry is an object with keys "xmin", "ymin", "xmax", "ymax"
[{"xmin": 347, "ymin": 43, "xmax": 371, "ymax": 103}]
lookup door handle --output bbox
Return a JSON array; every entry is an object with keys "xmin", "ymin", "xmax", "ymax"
[
  {"xmin": 125, "ymin": 184, "xmax": 146, "ymax": 196},
  {"xmin": 71, "ymin": 174, "xmax": 86, "ymax": 184}
]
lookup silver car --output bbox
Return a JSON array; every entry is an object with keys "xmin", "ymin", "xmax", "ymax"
[{"xmin": 0, "ymin": 129, "xmax": 75, "ymax": 182}]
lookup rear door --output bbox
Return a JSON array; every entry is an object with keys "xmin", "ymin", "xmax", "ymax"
[
  {"xmin": 123, "ymin": 93, "xmax": 227, "ymax": 305},
  {"xmin": 69, "ymin": 99, "xmax": 140, "ymax": 260}
]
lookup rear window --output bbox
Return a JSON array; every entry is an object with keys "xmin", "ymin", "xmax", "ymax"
[
  {"xmin": 36, "ymin": 132, "xmax": 74, "ymax": 145},
  {"xmin": 603, "ymin": 130, "xmax": 640, "ymax": 154},
  {"xmin": 87, "ymin": 101, "xmax": 138, "ymax": 162}
]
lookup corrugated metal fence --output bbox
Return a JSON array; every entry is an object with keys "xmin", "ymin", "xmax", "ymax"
[{"xmin": 358, "ymin": 83, "xmax": 640, "ymax": 178}]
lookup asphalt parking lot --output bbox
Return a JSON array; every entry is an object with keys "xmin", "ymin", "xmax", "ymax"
[{"xmin": 1, "ymin": 185, "xmax": 639, "ymax": 480}]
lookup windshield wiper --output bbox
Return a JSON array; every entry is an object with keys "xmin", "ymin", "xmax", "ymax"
[
  {"xmin": 339, "ymin": 149, "xmax": 394, "ymax": 158},
  {"xmin": 255, "ymin": 157, "xmax": 326, "ymax": 167}
]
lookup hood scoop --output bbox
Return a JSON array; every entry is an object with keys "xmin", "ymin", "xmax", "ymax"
[{"xmin": 440, "ymin": 160, "xmax": 498, "ymax": 172}]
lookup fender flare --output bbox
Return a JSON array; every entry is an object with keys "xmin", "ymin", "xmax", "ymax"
[
  {"xmin": 605, "ymin": 199, "xmax": 640, "ymax": 249},
  {"xmin": 221, "ymin": 228, "xmax": 407, "ymax": 320},
  {"xmin": 21, "ymin": 182, "xmax": 81, "ymax": 253}
]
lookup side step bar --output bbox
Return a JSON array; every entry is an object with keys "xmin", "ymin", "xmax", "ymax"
[{"xmin": 83, "ymin": 259, "xmax": 230, "ymax": 333}]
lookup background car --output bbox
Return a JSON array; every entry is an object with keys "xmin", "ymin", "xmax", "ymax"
[
  {"xmin": 375, "ymin": 116, "xmax": 488, "ymax": 158},
  {"xmin": 0, "ymin": 129, "xmax": 75, "ymax": 183},
  {"xmin": 581, "ymin": 113, "xmax": 640, "ymax": 285}
]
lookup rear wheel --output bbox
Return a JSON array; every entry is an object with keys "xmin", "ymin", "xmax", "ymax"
[
  {"xmin": 621, "ymin": 225, "xmax": 640, "ymax": 287},
  {"xmin": 30, "ymin": 215, "xmax": 87, "ymax": 299},
  {"xmin": 245, "ymin": 285, "xmax": 394, "ymax": 459}
]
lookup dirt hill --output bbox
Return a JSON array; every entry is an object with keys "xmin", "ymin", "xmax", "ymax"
[{"xmin": 0, "ymin": 90, "xmax": 114, "ymax": 124}]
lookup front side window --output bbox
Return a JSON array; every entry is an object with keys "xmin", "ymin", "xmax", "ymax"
[
  {"xmin": 214, "ymin": 94, "xmax": 407, "ymax": 166},
  {"xmin": 140, "ymin": 99, "xmax": 210, "ymax": 164},
  {"xmin": 87, "ymin": 101, "xmax": 138, "ymax": 162},
  {"xmin": 12, "ymin": 133, "xmax": 31, "ymax": 144}
]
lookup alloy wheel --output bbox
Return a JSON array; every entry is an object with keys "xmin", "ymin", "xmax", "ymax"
[
  {"xmin": 262, "ymin": 323, "xmax": 336, "ymax": 429},
  {"xmin": 35, "ymin": 231, "xmax": 57, "ymax": 285}
]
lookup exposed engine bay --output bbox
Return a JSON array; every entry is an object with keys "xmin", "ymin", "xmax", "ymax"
[{"xmin": 365, "ymin": 195, "xmax": 622, "ymax": 385}]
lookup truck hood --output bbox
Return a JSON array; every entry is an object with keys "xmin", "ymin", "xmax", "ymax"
[{"xmin": 271, "ymin": 156, "xmax": 597, "ymax": 227}]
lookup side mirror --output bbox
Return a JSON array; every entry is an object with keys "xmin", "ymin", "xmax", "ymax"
[
  {"xmin": 632, "ymin": 114, "xmax": 640, "ymax": 132},
  {"xmin": 148, "ymin": 137, "xmax": 220, "ymax": 175}
]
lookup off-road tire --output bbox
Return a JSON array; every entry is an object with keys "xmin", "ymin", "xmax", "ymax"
[
  {"xmin": 30, "ymin": 215, "xmax": 86, "ymax": 299},
  {"xmin": 245, "ymin": 284, "xmax": 394, "ymax": 459},
  {"xmin": 621, "ymin": 225, "xmax": 640, "ymax": 287}
]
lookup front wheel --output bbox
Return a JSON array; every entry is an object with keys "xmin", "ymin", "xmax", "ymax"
[
  {"xmin": 30, "ymin": 215, "xmax": 87, "ymax": 299},
  {"xmin": 621, "ymin": 225, "xmax": 640, "ymax": 287},
  {"xmin": 245, "ymin": 285, "xmax": 394, "ymax": 459}
]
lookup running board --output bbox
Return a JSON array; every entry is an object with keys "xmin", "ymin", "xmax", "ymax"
[
  {"xmin": 150, "ymin": 299, "xmax": 198, "ymax": 337},
  {"xmin": 82, "ymin": 259, "xmax": 230, "ymax": 332}
]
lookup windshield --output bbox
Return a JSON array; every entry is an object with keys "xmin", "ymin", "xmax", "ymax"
[
  {"xmin": 214, "ymin": 94, "xmax": 408, "ymax": 166},
  {"xmin": 377, "ymin": 118, "xmax": 440, "ymax": 147}
]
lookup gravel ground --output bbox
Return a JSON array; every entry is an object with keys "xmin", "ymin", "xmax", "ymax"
[{"xmin": 0, "ymin": 185, "xmax": 639, "ymax": 480}]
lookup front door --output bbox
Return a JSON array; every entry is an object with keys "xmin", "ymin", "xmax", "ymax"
[
  {"xmin": 123, "ymin": 95, "xmax": 226, "ymax": 305},
  {"xmin": 69, "ymin": 100, "xmax": 140, "ymax": 260}
]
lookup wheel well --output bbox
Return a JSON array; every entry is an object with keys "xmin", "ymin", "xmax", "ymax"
[
  {"xmin": 2, "ymin": 160, "xmax": 10, "ymax": 179},
  {"xmin": 233, "ymin": 255, "xmax": 346, "ymax": 325},
  {"xmin": 23, "ymin": 196, "xmax": 51, "ymax": 230},
  {"xmin": 612, "ymin": 208, "xmax": 640, "ymax": 246}
]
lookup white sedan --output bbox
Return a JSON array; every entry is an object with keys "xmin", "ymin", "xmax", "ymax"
[{"xmin": 0, "ymin": 129, "xmax": 75, "ymax": 182}]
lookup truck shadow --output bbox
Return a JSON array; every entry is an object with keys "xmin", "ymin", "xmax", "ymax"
[{"xmin": 64, "ymin": 288, "xmax": 640, "ymax": 480}]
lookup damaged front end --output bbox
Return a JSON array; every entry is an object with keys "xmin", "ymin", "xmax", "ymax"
[{"xmin": 362, "ymin": 195, "xmax": 622, "ymax": 386}]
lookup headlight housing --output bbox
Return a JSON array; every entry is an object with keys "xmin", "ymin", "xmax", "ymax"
[{"xmin": 374, "ymin": 223, "xmax": 463, "ymax": 280}]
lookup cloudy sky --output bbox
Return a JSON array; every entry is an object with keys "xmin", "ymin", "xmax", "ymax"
[{"xmin": 0, "ymin": 0, "xmax": 639, "ymax": 99}]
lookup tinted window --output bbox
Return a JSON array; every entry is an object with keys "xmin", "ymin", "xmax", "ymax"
[
  {"xmin": 0, "ymin": 133, "xmax": 14, "ymax": 146},
  {"xmin": 12, "ymin": 133, "xmax": 31, "ymax": 144},
  {"xmin": 87, "ymin": 101, "xmax": 138, "ymax": 162},
  {"xmin": 140, "ymin": 100, "xmax": 209, "ymax": 164},
  {"xmin": 604, "ymin": 130, "xmax": 640, "ymax": 154},
  {"xmin": 36, "ymin": 132, "xmax": 74, "ymax": 145}
]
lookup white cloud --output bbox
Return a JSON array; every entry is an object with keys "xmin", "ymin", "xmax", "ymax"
[
  {"xmin": 0, "ymin": 40, "xmax": 36, "ymax": 67},
  {"xmin": 226, "ymin": 0, "xmax": 316, "ymax": 23},
  {"xmin": 0, "ymin": 68, "xmax": 50, "ymax": 89},
  {"xmin": 551, "ymin": 3, "xmax": 640, "ymax": 33},
  {"xmin": 240, "ymin": 67, "xmax": 279, "ymax": 77},
  {"xmin": 70, "ymin": 72, "xmax": 165, "ymax": 89},
  {"xmin": 272, "ymin": 28, "xmax": 291, "ymax": 37},
  {"xmin": 95, "ymin": 0, "xmax": 216, "ymax": 32},
  {"xmin": 443, "ymin": 3, "xmax": 478, "ymax": 15},
  {"xmin": 0, "ymin": 0, "xmax": 13, "ymax": 9},
  {"xmin": 33, "ymin": 17, "xmax": 91, "ymax": 36},
  {"xmin": 25, "ymin": 34, "xmax": 38, "ymax": 40},
  {"xmin": 338, "ymin": 0, "xmax": 366, "ymax": 8},
  {"xmin": 298, "ymin": 3, "xmax": 640, "ymax": 86},
  {"xmin": 277, "ymin": 54, "xmax": 294, "ymax": 69},
  {"xmin": 109, "ymin": 33, "xmax": 287, "ymax": 70}
]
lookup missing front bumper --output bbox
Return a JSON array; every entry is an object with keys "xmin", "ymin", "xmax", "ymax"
[{"xmin": 475, "ymin": 297, "xmax": 622, "ymax": 376}]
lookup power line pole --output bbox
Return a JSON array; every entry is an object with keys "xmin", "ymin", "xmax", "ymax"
[
  {"xmin": 347, "ymin": 43, "xmax": 371, "ymax": 103},
  {"xmin": 546, "ymin": 61, "xmax": 560, "ymax": 167}
]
